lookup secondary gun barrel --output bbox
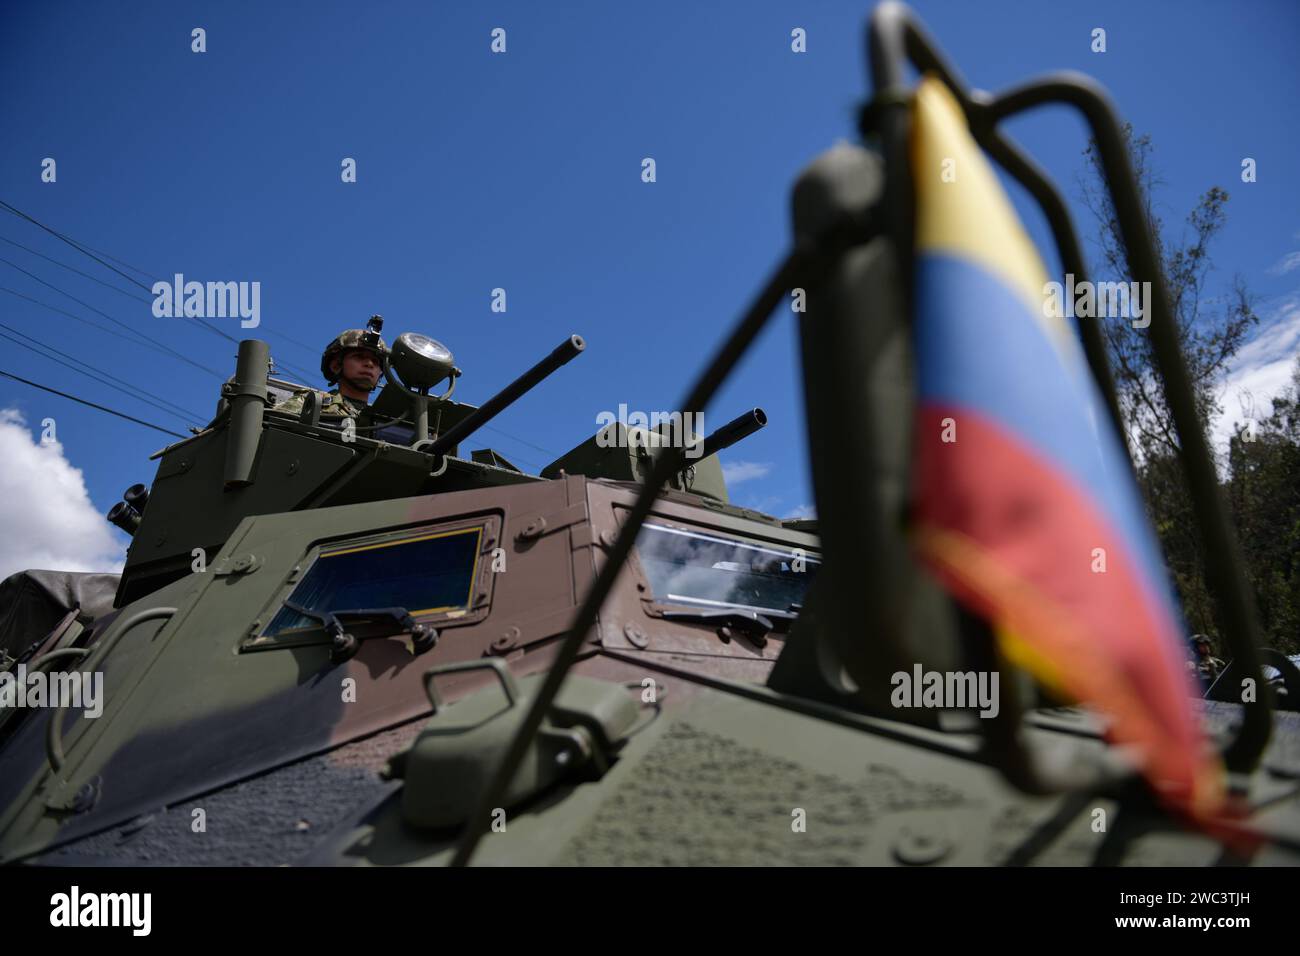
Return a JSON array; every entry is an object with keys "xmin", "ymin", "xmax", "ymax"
[
  {"xmin": 426, "ymin": 334, "xmax": 585, "ymax": 458},
  {"xmin": 700, "ymin": 407, "xmax": 767, "ymax": 460},
  {"xmin": 107, "ymin": 500, "xmax": 141, "ymax": 535},
  {"xmin": 123, "ymin": 482, "xmax": 149, "ymax": 512}
]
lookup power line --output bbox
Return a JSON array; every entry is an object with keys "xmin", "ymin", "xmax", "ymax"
[
  {"xmin": 0, "ymin": 285, "xmax": 225, "ymax": 379},
  {"xmin": 265, "ymin": 328, "xmax": 320, "ymax": 356},
  {"xmin": 0, "ymin": 369, "xmax": 187, "ymax": 438},
  {"xmin": 0, "ymin": 200, "xmax": 318, "ymax": 376},
  {"xmin": 53, "ymin": 230, "xmax": 324, "ymax": 363},
  {"xmin": 55, "ymin": 237, "xmax": 325, "ymax": 374},
  {"xmin": 0, "ymin": 199, "xmax": 153, "ymax": 294},
  {"xmin": 264, "ymin": 352, "xmax": 317, "ymax": 383},
  {"xmin": 0, "ymin": 201, "xmax": 561, "ymax": 457},
  {"xmin": 29, "ymin": 224, "xmax": 316, "ymax": 358},
  {"xmin": 0, "ymin": 234, "xmax": 151, "ymax": 305},
  {"xmin": 0, "ymin": 320, "xmax": 203, "ymax": 423},
  {"xmin": 0, "ymin": 328, "xmax": 201, "ymax": 427},
  {"xmin": 0, "ymin": 321, "xmax": 203, "ymax": 422},
  {"xmin": 479, "ymin": 422, "xmax": 559, "ymax": 458},
  {"xmin": 68, "ymin": 239, "xmax": 160, "ymax": 284},
  {"xmin": 0, "ymin": 257, "xmax": 229, "ymax": 378}
]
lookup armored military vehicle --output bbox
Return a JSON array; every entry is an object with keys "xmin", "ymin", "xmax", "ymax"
[{"xmin": 2, "ymin": 2, "xmax": 1297, "ymax": 866}]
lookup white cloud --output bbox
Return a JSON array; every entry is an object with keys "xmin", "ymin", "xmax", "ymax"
[
  {"xmin": 0, "ymin": 409, "xmax": 126, "ymax": 582},
  {"xmin": 1267, "ymin": 251, "xmax": 1300, "ymax": 276},
  {"xmin": 1211, "ymin": 292, "xmax": 1300, "ymax": 457},
  {"xmin": 784, "ymin": 504, "xmax": 816, "ymax": 520},
  {"xmin": 721, "ymin": 460, "xmax": 771, "ymax": 484}
]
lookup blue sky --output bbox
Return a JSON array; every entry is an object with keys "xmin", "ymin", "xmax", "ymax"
[{"xmin": 2, "ymin": 0, "xmax": 1298, "ymax": 573}]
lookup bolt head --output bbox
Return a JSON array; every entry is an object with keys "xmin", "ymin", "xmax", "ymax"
[{"xmin": 889, "ymin": 818, "xmax": 955, "ymax": 866}]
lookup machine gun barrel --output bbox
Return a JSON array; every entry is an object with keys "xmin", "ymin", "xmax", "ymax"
[
  {"xmin": 426, "ymin": 334, "xmax": 585, "ymax": 458},
  {"xmin": 700, "ymin": 407, "xmax": 767, "ymax": 460}
]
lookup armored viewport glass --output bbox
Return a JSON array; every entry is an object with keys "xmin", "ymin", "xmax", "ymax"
[
  {"xmin": 635, "ymin": 523, "xmax": 820, "ymax": 618},
  {"xmin": 262, "ymin": 526, "xmax": 483, "ymax": 637}
]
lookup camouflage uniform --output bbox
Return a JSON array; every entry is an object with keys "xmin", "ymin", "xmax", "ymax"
[
  {"xmin": 1188, "ymin": 635, "xmax": 1225, "ymax": 684},
  {"xmin": 275, "ymin": 388, "xmax": 368, "ymax": 420},
  {"xmin": 273, "ymin": 324, "xmax": 388, "ymax": 421},
  {"xmin": 1197, "ymin": 654, "xmax": 1226, "ymax": 683}
]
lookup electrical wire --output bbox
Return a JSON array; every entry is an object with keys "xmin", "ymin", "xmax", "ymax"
[
  {"xmin": 0, "ymin": 328, "xmax": 201, "ymax": 427},
  {"xmin": 262, "ymin": 327, "xmax": 320, "ymax": 355},
  {"xmin": 0, "ymin": 285, "xmax": 225, "ymax": 379},
  {"xmin": 0, "ymin": 321, "xmax": 202, "ymax": 421},
  {"xmin": 479, "ymin": 422, "xmax": 559, "ymax": 458},
  {"xmin": 67, "ymin": 239, "xmax": 159, "ymax": 284},
  {"xmin": 4, "ymin": 230, "xmax": 321, "ymax": 360},
  {"xmin": 1, "ymin": 201, "xmax": 568, "ymax": 458},
  {"xmin": 0, "ymin": 200, "xmax": 318, "ymax": 378},
  {"xmin": 0, "ymin": 369, "xmax": 187, "ymax": 438},
  {"xmin": 0, "ymin": 199, "xmax": 152, "ymax": 294},
  {"xmin": 27, "ymin": 227, "xmax": 323, "ymax": 360},
  {"xmin": 0, "ymin": 259, "xmax": 228, "ymax": 378},
  {"xmin": 0, "ymin": 234, "xmax": 149, "ymax": 304}
]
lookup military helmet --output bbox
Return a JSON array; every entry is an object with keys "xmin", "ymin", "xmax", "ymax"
[{"xmin": 321, "ymin": 317, "xmax": 390, "ymax": 384}]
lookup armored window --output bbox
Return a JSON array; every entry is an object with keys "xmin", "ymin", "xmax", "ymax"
[
  {"xmin": 262, "ymin": 526, "xmax": 485, "ymax": 638},
  {"xmin": 635, "ymin": 523, "xmax": 819, "ymax": 618}
]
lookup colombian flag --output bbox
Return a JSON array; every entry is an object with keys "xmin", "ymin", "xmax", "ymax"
[{"xmin": 908, "ymin": 77, "xmax": 1222, "ymax": 817}]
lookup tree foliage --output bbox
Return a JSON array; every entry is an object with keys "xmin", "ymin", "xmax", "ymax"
[
  {"xmin": 1078, "ymin": 127, "xmax": 1298, "ymax": 657},
  {"xmin": 1079, "ymin": 126, "xmax": 1258, "ymax": 459},
  {"xmin": 1226, "ymin": 361, "xmax": 1300, "ymax": 655}
]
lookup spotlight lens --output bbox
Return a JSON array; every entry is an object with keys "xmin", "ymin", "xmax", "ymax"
[
  {"xmin": 405, "ymin": 333, "xmax": 450, "ymax": 363},
  {"xmin": 393, "ymin": 332, "xmax": 455, "ymax": 389}
]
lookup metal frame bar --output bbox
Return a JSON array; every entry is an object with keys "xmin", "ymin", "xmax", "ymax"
[
  {"xmin": 864, "ymin": 0, "xmax": 1271, "ymax": 774},
  {"xmin": 45, "ymin": 607, "xmax": 176, "ymax": 775}
]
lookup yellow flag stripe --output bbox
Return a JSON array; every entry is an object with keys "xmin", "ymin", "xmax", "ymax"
[{"xmin": 911, "ymin": 76, "xmax": 1079, "ymax": 363}]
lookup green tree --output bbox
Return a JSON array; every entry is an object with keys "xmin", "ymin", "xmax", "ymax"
[
  {"xmin": 1226, "ymin": 359, "xmax": 1300, "ymax": 655},
  {"xmin": 1079, "ymin": 126, "xmax": 1258, "ymax": 462},
  {"xmin": 1077, "ymin": 126, "xmax": 1258, "ymax": 646}
]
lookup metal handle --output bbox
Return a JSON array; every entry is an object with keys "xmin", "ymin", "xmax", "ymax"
[
  {"xmin": 423, "ymin": 657, "xmax": 521, "ymax": 715},
  {"xmin": 44, "ymin": 607, "xmax": 176, "ymax": 774}
]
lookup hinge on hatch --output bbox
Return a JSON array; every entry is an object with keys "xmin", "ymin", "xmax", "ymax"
[{"xmin": 212, "ymin": 552, "xmax": 262, "ymax": 576}]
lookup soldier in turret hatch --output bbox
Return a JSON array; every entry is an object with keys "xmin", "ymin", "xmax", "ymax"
[
  {"xmin": 275, "ymin": 317, "xmax": 389, "ymax": 422},
  {"xmin": 1190, "ymin": 634, "xmax": 1225, "ymax": 684}
]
